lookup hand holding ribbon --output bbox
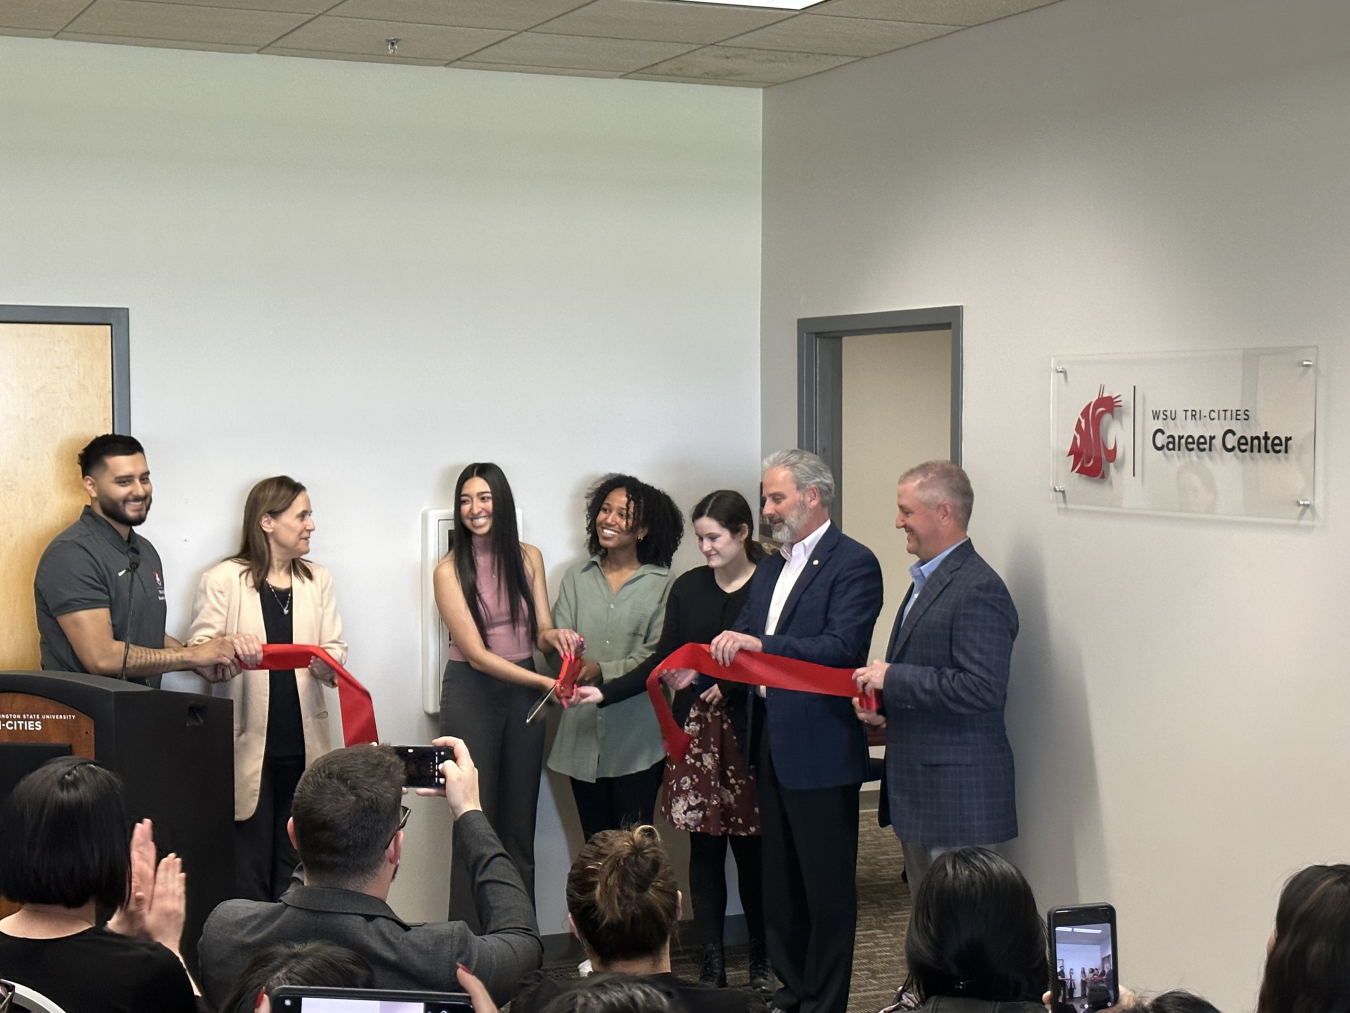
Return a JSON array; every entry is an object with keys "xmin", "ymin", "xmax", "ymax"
[
  {"xmin": 258, "ymin": 644, "xmax": 379, "ymax": 746},
  {"xmin": 644, "ymin": 643, "xmax": 878, "ymax": 760}
]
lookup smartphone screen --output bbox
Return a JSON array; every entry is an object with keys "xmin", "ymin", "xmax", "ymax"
[
  {"xmin": 1049, "ymin": 903, "xmax": 1118, "ymax": 1012},
  {"xmin": 391, "ymin": 745, "xmax": 450, "ymax": 789},
  {"xmin": 273, "ymin": 988, "xmax": 471, "ymax": 1012}
]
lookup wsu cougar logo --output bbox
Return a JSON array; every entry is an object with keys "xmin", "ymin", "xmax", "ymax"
[{"xmin": 1068, "ymin": 385, "xmax": 1123, "ymax": 479}]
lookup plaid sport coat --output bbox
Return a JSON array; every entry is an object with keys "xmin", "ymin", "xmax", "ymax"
[{"xmin": 878, "ymin": 539, "xmax": 1019, "ymax": 847}]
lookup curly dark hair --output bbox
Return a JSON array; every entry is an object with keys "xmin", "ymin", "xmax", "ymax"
[{"xmin": 585, "ymin": 474, "xmax": 683, "ymax": 567}]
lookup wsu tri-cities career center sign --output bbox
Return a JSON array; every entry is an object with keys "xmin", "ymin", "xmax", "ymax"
[{"xmin": 1051, "ymin": 347, "xmax": 1317, "ymax": 521}]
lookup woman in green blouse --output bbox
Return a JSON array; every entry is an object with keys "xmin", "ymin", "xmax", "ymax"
[{"xmin": 548, "ymin": 473, "xmax": 684, "ymax": 841}]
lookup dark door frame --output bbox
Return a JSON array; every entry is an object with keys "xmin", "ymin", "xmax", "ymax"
[
  {"xmin": 0, "ymin": 305, "xmax": 131, "ymax": 432},
  {"xmin": 797, "ymin": 306, "xmax": 963, "ymax": 527}
]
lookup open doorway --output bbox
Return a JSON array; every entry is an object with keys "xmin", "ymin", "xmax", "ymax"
[{"xmin": 797, "ymin": 307, "xmax": 962, "ymax": 801}]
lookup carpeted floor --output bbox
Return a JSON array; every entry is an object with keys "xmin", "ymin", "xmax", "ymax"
[{"xmin": 541, "ymin": 810, "xmax": 912, "ymax": 1013}]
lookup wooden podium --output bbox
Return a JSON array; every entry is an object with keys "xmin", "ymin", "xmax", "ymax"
[{"xmin": 0, "ymin": 670, "xmax": 234, "ymax": 976}]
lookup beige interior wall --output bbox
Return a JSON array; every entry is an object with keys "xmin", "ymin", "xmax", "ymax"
[
  {"xmin": 840, "ymin": 329, "xmax": 953, "ymax": 662},
  {"xmin": 0, "ymin": 323, "xmax": 112, "ymax": 670}
]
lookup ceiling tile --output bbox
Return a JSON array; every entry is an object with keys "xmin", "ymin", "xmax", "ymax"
[
  {"xmin": 0, "ymin": 0, "xmax": 91, "ymax": 32},
  {"xmin": 450, "ymin": 60, "xmax": 624, "ymax": 78},
  {"xmin": 533, "ymin": 0, "xmax": 793, "ymax": 45},
  {"xmin": 55, "ymin": 30, "xmax": 259, "ymax": 50},
  {"xmin": 263, "ymin": 44, "xmax": 445, "ymax": 63},
  {"xmin": 809, "ymin": 0, "xmax": 1059, "ymax": 27},
  {"xmin": 324, "ymin": 0, "xmax": 589, "ymax": 31},
  {"xmin": 63, "ymin": 0, "xmax": 308, "ymax": 45},
  {"xmin": 267, "ymin": 15, "xmax": 509, "ymax": 60},
  {"xmin": 624, "ymin": 71, "xmax": 766, "ymax": 88},
  {"xmin": 128, "ymin": 0, "xmax": 336, "ymax": 12},
  {"xmin": 640, "ymin": 44, "xmax": 853, "ymax": 85},
  {"xmin": 465, "ymin": 31, "xmax": 697, "ymax": 73},
  {"xmin": 728, "ymin": 14, "xmax": 955, "ymax": 56}
]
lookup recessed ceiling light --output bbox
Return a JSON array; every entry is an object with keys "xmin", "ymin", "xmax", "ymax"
[{"xmin": 671, "ymin": 0, "xmax": 828, "ymax": 9}]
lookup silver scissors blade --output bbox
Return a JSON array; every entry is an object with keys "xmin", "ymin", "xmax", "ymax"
[{"xmin": 525, "ymin": 681, "xmax": 557, "ymax": 724}]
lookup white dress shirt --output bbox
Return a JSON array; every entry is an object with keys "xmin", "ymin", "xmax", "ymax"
[{"xmin": 764, "ymin": 520, "xmax": 832, "ymax": 636}]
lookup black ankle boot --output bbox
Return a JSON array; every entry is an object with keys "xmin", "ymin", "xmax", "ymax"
[
  {"xmin": 699, "ymin": 942, "xmax": 727, "ymax": 988},
  {"xmin": 748, "ymin": 937, "xmax": 776, "ymax": 997}
]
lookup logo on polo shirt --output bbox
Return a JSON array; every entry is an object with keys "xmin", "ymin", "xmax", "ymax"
[
  {"xmin": 1067, "ymin": 385, "xmax": 1123, "ymax": 479},
  {"xmin": 154, "ymin": 571, "xmax": 165, "ymax": 601}
]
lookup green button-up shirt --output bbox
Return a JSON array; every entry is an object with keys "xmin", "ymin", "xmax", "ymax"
[{"xmin": 546, "ymin": 556, "xmax": 672, "ymax": 782}]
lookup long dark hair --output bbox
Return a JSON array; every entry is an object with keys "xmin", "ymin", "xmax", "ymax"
[
  {"xmin": 1258, "ymin": 864, "xmax": 1350, "ymax": 1013},
  {"xmin": 452, "ymin": 463, "xmax": 537, "ymax": 644},
  {"xmin": 584, "ymin": 475, "xmax": 683, "ymax": 567},
  {"xmin": 903, "ymin": 847, "xmax": 1048, "ymax": 1003},
  {"xmin": 230, "ymin": 475, "xmax": 313, "ymax": 590},
  {"xmin": 690, "ymin": 490, "xmax": 766, "ymax": 562},
  {"xmin": 566, "ymin": 826, "xmax": 680, "ymax": 963}
]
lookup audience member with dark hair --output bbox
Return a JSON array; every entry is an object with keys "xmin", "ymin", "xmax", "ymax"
[
  {"xmin": 1147, "ymin": 991, "xmax": 1221, "ymax": 1013},
  {"xmin": 0, "ymin": 757, "xmax": 197, "ymax": 1013},
  {"xmin": 574, "ymin": 489, "xmax": 771, "ymax": 992},
  {"xmin": 1257, "ymin": 863, "xmax": 1350, "ymax": 1013},
  {"xmin": 547, "ymin": 475, "xmax": 684, "ymax": 839},
  {"xmin": 511, "ymin": 825, "xmax": 767, "ymax": 1013},
  {"xmin": 199, "ymin": 739, "xmax": 541, "ymax": 1009},
  {"xmin": 219, "ymin": 940, "xmax": 374, "ymax": 1013},
  {"xmin": 898, "ymin": 848, "xmax": 1047, "ymax": 1012}
]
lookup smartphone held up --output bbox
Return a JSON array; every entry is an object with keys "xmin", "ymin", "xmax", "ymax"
[
  {"xmin": 1049, "ymin": 903, "xmax": 1118, "ymax": 1013},
  {"xmin": 392, "ymin": 745, "xmax": 454, "ymax": 789}
]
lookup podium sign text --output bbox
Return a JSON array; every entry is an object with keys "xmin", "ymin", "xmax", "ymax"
[
  {"xmin": 0, "ymin": 692, "xmax": 95, "ymax": 756},
  {"xmin": 1051, "ymin": 347, "xmax": 1317, "ymax": 521}
]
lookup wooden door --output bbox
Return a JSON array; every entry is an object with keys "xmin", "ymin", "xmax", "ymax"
[{"xmin": 0, "ymin": 323, "xmax": 114, "ymax": 670}]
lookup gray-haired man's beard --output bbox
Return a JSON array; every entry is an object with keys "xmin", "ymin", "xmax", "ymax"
[{"xmin": 766, "ymin": 499, "xmax": 809, "ymax": 544}]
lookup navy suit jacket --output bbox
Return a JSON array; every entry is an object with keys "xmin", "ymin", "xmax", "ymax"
[
  {"xmin": 879, "ymin": 539, "xmax": 1019, "ymax": 847},
  {"xmin": 733, "ymin": 523, "xmax": 883, "ymax": 790}
]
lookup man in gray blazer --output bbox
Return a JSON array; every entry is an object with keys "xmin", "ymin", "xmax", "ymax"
[
  {"xmin": 199, "ymin": 738, "xmax": 541, "ymax": 1009},
  {"xmin": 853, "ymin": 461, "xmax": 1019, "ymax": 889}
]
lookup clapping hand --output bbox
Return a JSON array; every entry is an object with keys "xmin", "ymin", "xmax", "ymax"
[{"xmin": 106, "ymin": 819, "xmax": 188, "ymax": 956}]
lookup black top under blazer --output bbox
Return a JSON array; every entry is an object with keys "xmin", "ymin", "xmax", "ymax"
[
  {"xmin": 879, "ymin": 539, "xmax": 1019, "ymax": 848},
  {"xmin": 732, "ymin": 523, "xmax": 883, "ymax": 791}
]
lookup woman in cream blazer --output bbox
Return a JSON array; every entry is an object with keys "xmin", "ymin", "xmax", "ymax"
[{"xmin": 188, "ymin": 475, "xmax": 346, "ymax": 901}]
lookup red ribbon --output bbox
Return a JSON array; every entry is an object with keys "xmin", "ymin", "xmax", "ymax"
[
  {"xmin": 558, "ymin": 653, "xmax": 582, "ymax": 708},
  {"xmin": 259, "ymin": 644, "xmax": 379, "ymax": 747},
  {"xmin": 643, "ymin": 643, "xmax": 874, "ymax": 760}
]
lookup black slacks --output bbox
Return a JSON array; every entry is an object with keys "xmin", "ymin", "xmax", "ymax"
[
  {"xmin": 234, "ymin": 755, "xmax": 305, "ymax": 901},
  {"xmin": 569, "ymin": 761, "xmax": 664, "ymax": 843},
  {"xmin": 440, "ymin": 658, "xmax": 545, "ymax": 928},
  {"xmin": 758, "ymin": 735, "xmax": 860, "ymax": 1013},
  {"xmin": 689, "ymin": 831, "xmax": 764, "ymax": 944}
]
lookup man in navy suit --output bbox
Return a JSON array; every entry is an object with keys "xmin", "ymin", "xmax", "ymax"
[
  {"xmin": 853, "ymin": 460, "xmax": 1019, "ymax": 890},
  {"xmin": 710, "ymin": 449, "xmax": 882, "ymax": 1013}
]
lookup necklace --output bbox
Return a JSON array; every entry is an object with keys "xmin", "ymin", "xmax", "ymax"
[{"xmin": 265, "ymin": 580, "xmax": 292, "ymax": 616}]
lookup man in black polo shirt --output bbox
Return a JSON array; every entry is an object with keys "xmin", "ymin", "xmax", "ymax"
[{"xmin": 34, "ymin": 434, "xmax": 238, "ymax": 684}]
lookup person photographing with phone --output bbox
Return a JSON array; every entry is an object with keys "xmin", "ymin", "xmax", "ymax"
[{"xmin": 198, "ymin": 738, "xmax": 542, "ymax": 1010}]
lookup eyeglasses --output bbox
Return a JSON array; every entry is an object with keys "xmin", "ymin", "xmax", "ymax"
[{"xmin": 387, "ymin": 805, "xmax": 410, "ymax": 848}]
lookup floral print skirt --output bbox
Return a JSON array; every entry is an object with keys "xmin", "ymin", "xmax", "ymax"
[{"xmin": 659, "ymin": 696, "xmax": 760, "ymax": 835}]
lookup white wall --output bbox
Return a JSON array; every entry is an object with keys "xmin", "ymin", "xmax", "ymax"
[
  {"xmin": 0, "ymin": 35, "xmax": 761, "ymax": 934},
  {"xmin": 762, "ymin": 1, "xmax": 1350, "ymax": 1008}
]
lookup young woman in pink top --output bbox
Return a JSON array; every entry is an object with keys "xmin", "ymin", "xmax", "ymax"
[{"xmin": 433, "ymin": 462, "xmax": 580, "ymax": 926}]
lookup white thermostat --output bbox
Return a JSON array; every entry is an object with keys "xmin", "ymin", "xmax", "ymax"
[{"xmin": 420, "ymin": 506, "xmax": 524, "ymax": 715}]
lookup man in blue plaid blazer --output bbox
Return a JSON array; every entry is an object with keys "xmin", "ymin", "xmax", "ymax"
[{"xmin": 854, "ymin": 460, "xmax": 1019, "ymax": 889}]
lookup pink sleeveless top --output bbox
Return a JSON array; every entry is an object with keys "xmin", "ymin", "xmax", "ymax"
[{"xmin": 447, "ymin": 540, "xmax": 535, "ymax": 663}]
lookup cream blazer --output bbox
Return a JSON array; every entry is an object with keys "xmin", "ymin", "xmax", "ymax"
[{"xmin": 188, "ymin": 558, "xmax": 348, "ymax": 821}]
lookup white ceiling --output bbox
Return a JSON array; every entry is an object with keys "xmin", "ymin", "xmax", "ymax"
[{"xmin": 0, "ymin": 0, "xmax": 1063, "ymax": 87}]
